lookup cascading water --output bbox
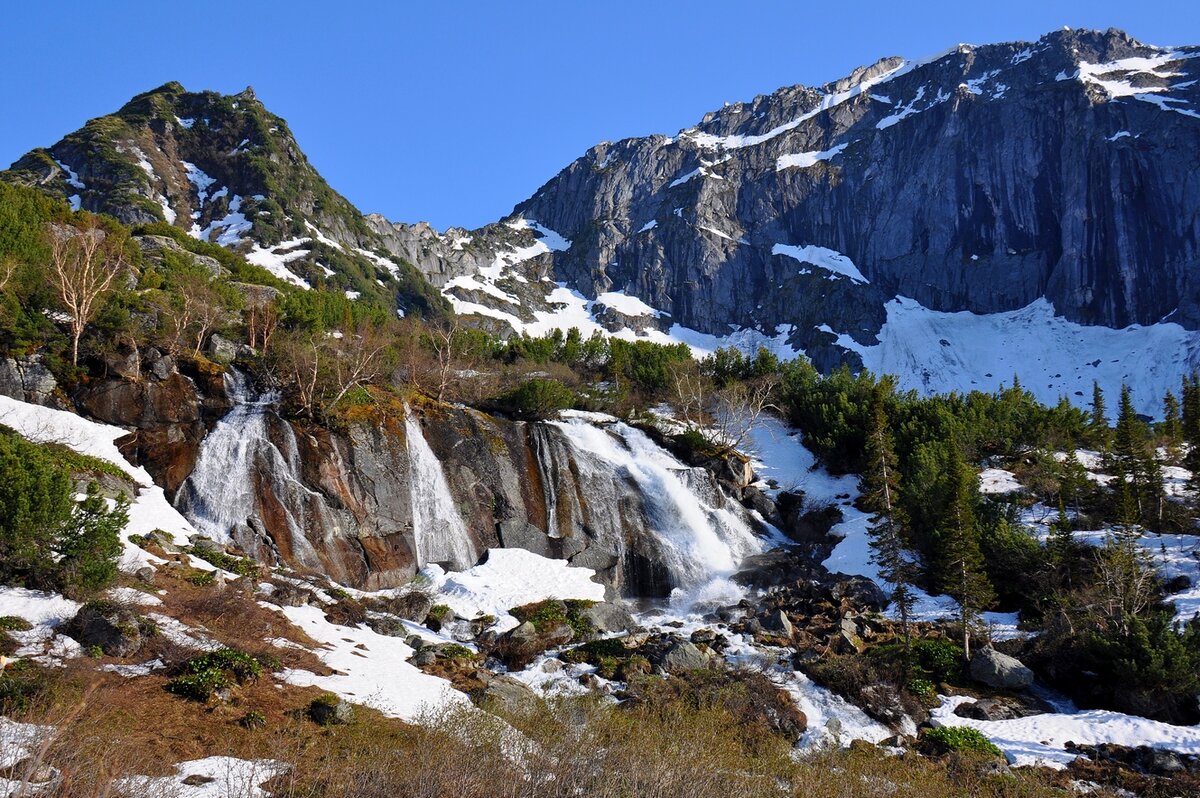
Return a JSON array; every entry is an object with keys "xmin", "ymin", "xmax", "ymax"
[
  {"xmin": 404, "ymin": 410, "xmax": 476, "ymax": 571},
  {"xmin": 175, "ymin": 370, "xmax": 280, "ymax": 545},
  {"xmin": 550, "ymin": 416, "xmax": 765, "ymax": 610}
]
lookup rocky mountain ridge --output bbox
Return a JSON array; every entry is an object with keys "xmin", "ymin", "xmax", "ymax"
[{"xmin": 5, "ymin": 28, "xmax": 1200, "ymax": 412}]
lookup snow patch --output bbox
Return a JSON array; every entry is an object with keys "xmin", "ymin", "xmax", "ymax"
[
  {"xmin": 773, "ymin": 243, "xmax": 869, "ymax": 284},
  {"xmin": 775, "ymin": 142, "xmax": 849, "ymax": 171},
  {"xmin": 837, "ymin": 296, "xmax": 1200, "ymax": 418}
]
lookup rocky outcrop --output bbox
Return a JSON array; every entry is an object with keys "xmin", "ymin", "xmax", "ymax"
[
  {"xmin": 496, "ymin": 28, "xmax": 1200, "ymax": 362},
  {"xmin": 970, "ymin": 647, "xmax": 1035, "ymax": 690},
  {"xmin": 73, "ymin": 351, "xmax": 230, "ymax": 494}
]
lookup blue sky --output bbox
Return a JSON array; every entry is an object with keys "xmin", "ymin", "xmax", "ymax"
[{"xmin": 2, "ymin": 1, "xmax": 1197, "ymax": 229}]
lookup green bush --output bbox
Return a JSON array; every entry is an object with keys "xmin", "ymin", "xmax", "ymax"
[
  {"xmin": 187, "ymin": 546, "xmax": 259, "ymax": 578},
  {"xmin": 438, "ymin": 644, "xmax": 477, "ymax": 661},
  {"xmin": 166, "ymin": 648, "xmax": 269, "ymax": 702},
  {"xmin": 0, "ymin": 660, "xmax": 58, "ymax": 713},
  {"xmin": 913, "ymin": 638, "xmax": 965, "ymax": 683},
  {"xmin": 493, "ymin": 378, "xmax": 576, "ymax": 420},
  {"xmin": 0, "ymin": 432, "xmax": 127, "ymax": 595},
  {"xmin": 0, "ymin": 616, "xmax": 32, "ymax": 632},
  {"xmin": 186, "ymin": 571, "xmax": 216, "ymax": 587},
  {"xmin": 239, "ymin": 709, "xmax": 267, "ymax": 730},
  {"xmin": 921, "ymin": 726, "xmax": 1004, "ymax": 757}
]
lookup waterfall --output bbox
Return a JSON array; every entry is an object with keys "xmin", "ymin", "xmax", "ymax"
[
  {"xmin": 175, "ymin": 370, "xmax": 280, "ymax": 545},
  {"xmin": 404, "ymin": 410, "xmax": 476, "ymax": 570},
  {"xmin": 550, "ymin": 416, "xmax": 764, "ymax": 610}
]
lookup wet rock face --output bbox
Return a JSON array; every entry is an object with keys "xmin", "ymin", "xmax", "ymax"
[
  {"xmin": 115, "ymin": 383, "xmax": 769, "ymax": 594},
  {"xmin": 74, "ymin": 354, "xmax": 230, "ymax": 494}
]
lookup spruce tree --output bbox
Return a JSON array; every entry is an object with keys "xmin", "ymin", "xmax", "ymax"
[
  {"xmin": 937, "ymin": 449, "xmax": 995, "ymax": 660},
  {"xmin": 1048, "ymin": 496, "xmax": 1077, "ymax": 592},
  {"xmin": 860, "ymin": 385, "xmax": 917, "ymax": 653},
  {"xmin": 1162, "ymin": 390, "xmax": 1183, "ymax": 457},
  {"xmin": 1090, "ymin": 381, "xmax": 1109, "ymax": 446},
  {"xmin": 1183, "ymin": 373, "xmax": 1200, "ymax": 493}
]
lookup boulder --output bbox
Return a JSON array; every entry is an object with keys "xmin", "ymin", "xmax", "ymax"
[
  {"xmin": 579, "ymin": 601, "xmax": 635, "ymax": 634},
  {"xmin": 836, "ymin": 617, "xmax": 864, "ymax": 653},
  {"xmin": 659, "ymin": 641, "xmax": 712, "ymax": 673},
  {"xmin": 830, "ymin": 575, "xmax": 888, "ymax": 611},
  {"xmin": 969, "ymin": 647, "xmax": 1034, "ymax": 690},
  {"xmin": 309, "ymin": 696, "xmax": 353, "ymax": 726},
  {"xmin": 761, "ymin": 608, "xmax": 794, "ymax": 637},
  {"xmin": 477, "ymin": 675, "xmax": 540, "ymax": 715},
  {"xmin": 384, "ymin": 590, "xmax": 433, "ymax": 624},
  {"xmin": 63, "ymin": 603, "xmax": 147, "ymax": 657},
  {"xmin": 206, "ymin": 334, "xmax": 238, "ymax": 364},
  {"xmin": 492, "ymin": 620, "xmax": 574, "ymax": 670}
]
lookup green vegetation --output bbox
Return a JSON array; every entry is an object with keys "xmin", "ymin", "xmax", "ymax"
[
  {"xmin": 0, "ymin": 616, "xmax": 32, "ymax": 632},
  {"xmin": 166, "ymin": 648, "xmax": 270, "ymax": 702},
  {"xmin": 492, "ymin": 377, "xmax": 577, "ymax": 420},
  {"xmin": 920, "ymin": 726, "xmax": 1004, "ymax": 757},
  {"xmin": 0, "ymin": 429, "xmax": 127, "ymax": 596},
  {"xmin": 509, "ymin": 599, "xmax": 596, "ymax": 638}
]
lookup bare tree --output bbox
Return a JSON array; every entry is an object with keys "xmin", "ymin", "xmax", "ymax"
[
  {"xmin": 711, "ymin": 374, "xmax": 780, "ymax": 452},
  {"xmin": 328, "ymin": 324, "xmax": 393, "ymax": 407},
  {"xmin": 45, "ymin": 219, "xmax": 126, "ymax": 366},
  {"xmin": 669, "ymin": 359, "xmax": 709, "ymax": 432},
  {"xmin": 246, "ymin": 300, "xmax": 281, "ymax": 355},
  {"xmin": 0, "ymin": 257, "xmax": 16, "ymax": 293}
]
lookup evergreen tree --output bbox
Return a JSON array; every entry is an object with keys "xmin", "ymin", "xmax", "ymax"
[
  {"xmin": 0, "ymin": 433, "xmax": 73, "ymax": 584},
  {"xmin": 1059, "ymin": 442, "xmax": 1088, "ymax": 512},
  {"xmin": 860, "ymin": 385, "xmax": 918, "ymax": 653},
  {"xmin": 1111, "ymin": 385, "xmax": 1163, "ymax": 524},
  {"xmin": 1161, "ymin": 390, "xmax": 1183, "ymax": 458},
  {"xmin": 57, "ymin": 483, "xmax": 128, "ymax": 596},
  {"xmin": 937, "ymin": 449, "xmax": 995, "ymax": 660},
  {"xmin": 1183, "ymin": 373, "xmax": 1200, "ymax": 493},
  {"xmin": 1090, "ymin": 381, "xmax": 1109, "ymax": 446}
]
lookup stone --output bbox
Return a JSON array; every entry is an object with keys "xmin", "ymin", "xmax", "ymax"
[
  {"xmin": 497, "ymin": 518, "xmax": 552, "ymax": 557},
  {"xmin": 830, "ymin": 576, "xmax": 888, "ymax": 612},
  {"xmin": 13, "ymin": 356, "xmax": 56, "ymax": 405},
  {"xmin": 836, "ymin": 617, "xmax": 864, "ymax": 653},
  {"xmin": 385, "ymin": 590, "xmax": 433, "ymax": 624},
  {"xmin": 492, "ymin": 620, "xmax": 574, "ymax": 670},
  {"xmin": 0, "ymin": 359, "xmax": 24, "ymax": 400},
  {"xmin": 134, "ymin": 566, "xmax": 156, "ymax": 585},
  {"xmin": 969, "ymin": 648, "xmax": 1034, "ymax": 690},
  {"xmin": 477, "ymin": 675, "xmax": 540, "ymax": 715},
  {"xmin": 579, "ymin": 601, "xmax": 635, "ymax": 634},
  {"xmin": 659, "ymin": 641, "xmax": 712, "ymax": 673},
  {"xmin": 309, "ymin": 696, "xmax": 353, "ymax": 726},
  {"xmin": 206, "ymin": 334, "xmax": 238, "ymax": 364},
  {"xmin": 63, "ymin": 604, "xmax": 147, "ymax": 658},
  {"xmin": 761, "ymin": 609, "xmax": 793, "ymax": 637}
]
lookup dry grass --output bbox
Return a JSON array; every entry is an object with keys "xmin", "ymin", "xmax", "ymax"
[{"xmin": 3, "ymin": 669, "xmax": 1142, "ymax": 798}]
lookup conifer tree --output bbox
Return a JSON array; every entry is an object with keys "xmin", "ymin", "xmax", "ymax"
[
  {"xmin": 860, "ymin": 385, "xmax": 917, "ymax": 652},
  {"xmin": 1162, "ymin": 390, "xmax": 1182, "ymax": 457},
  {"xmin": 937, "ymin": 449, "xmax": 995, "ymax": 660},
  {"xmin": 1046, "ymin": 496, "xmax": 1079, "ymax": 594},
  {"xmin": 1090, "ymin": 381, "xmax": 1109, "ymax": 446},
  {"xmin": 1183, "ymin": 373, "xmax": 1200, "ymax": 493}
]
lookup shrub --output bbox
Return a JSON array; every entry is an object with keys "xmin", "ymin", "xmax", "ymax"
[
  {"xmin": 186, "ymin": 571, "xmax": 216, "ymax": 587},
  {"xmin": 0, "ymin": 616, "xmax": 32, "ymax": 632},
  {"xmin": 493, "ymin": 378, "xmax": 576, "ymax": 420},
  {"xmin": 187, "ymin": 546, "xmax": 259, "ymax": 578},
  {"xmin": 239, "ymin": 709, "xmax": 267, "ymax": 730},
  {"xmin": 913, "ymin": 638, "xmax": 965, "ymax": 683},
  {"xmin": 0, "ymin": 660, "xmax": 58, "ymax": 713},
  {"xmin": 438, "ymin": 644, "xmax": 477, "ymax": 661},
  {"xmin": 166, "ymin": 647, "xmax": 268, "ymax": 702},
  {"xmin": 920, "ymin": 726, "xmax": 1004, "ymax": 757}
]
